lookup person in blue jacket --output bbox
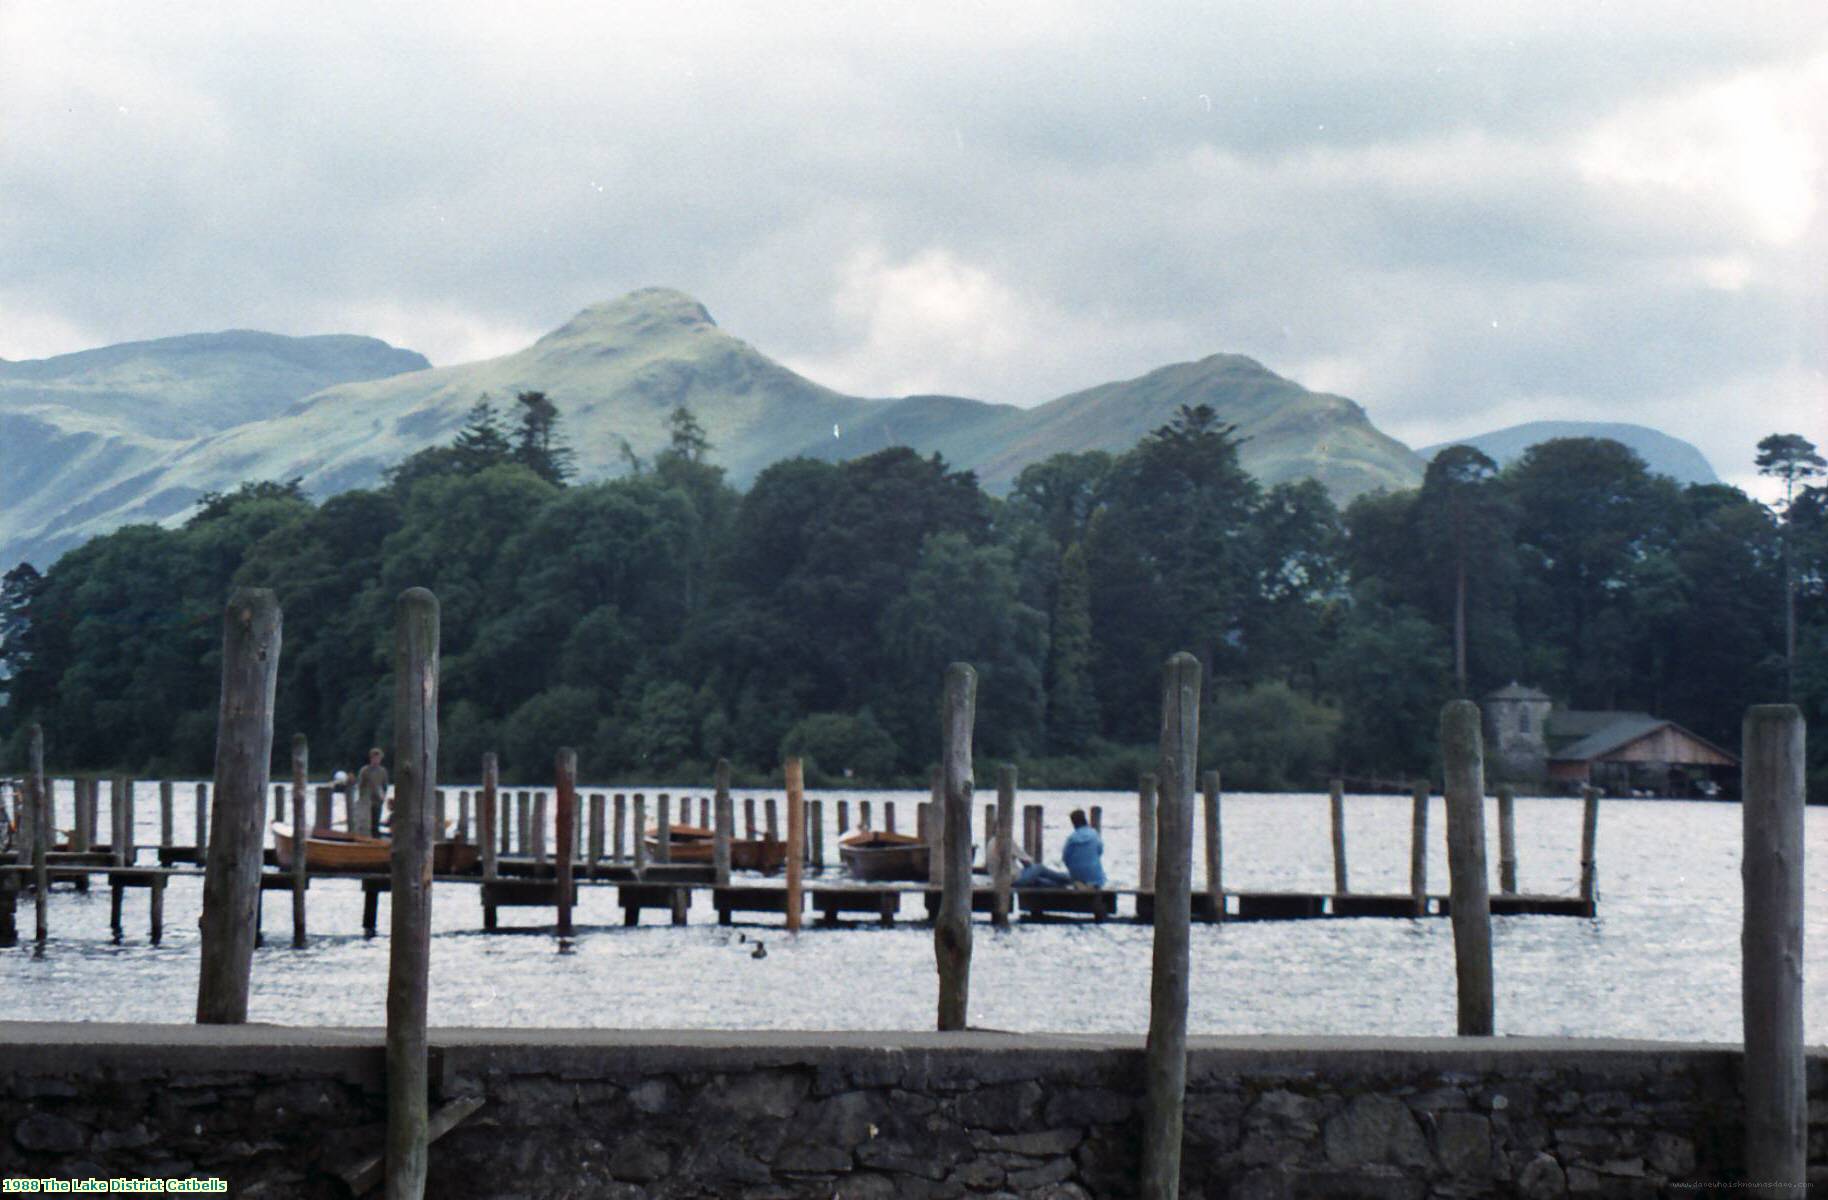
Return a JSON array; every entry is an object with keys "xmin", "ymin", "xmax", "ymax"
[{"xmin": 1060, "ymin": 808, "xmax": 1106, "ymax": 887}]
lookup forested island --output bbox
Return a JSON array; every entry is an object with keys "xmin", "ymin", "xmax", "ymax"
[{"xmin": 2, "ymin": 395, "xmax": 1821, "ymax": 795}]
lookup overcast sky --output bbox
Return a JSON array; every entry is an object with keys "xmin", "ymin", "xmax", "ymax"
[{"xmin": 3, "ymin": 2, "xmax": 1822, "ymax": 495}]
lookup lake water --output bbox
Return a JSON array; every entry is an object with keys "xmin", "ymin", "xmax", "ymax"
[{"xmin": 3, "ymin": 783, "xmax": 1813, "ymax": 1043}]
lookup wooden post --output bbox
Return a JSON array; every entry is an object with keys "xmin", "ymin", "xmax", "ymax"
[
  {"xmin": 993, "ymin": 764, "xmax": 1016, "ymax": 929},
  {"xmin": 191, "ymin": 782, "xmax": 205, "ymax": 856},
  {"xmin": 1410, "ymin": 780, "xmax": 1429, "ymax": 917},
  {"xmin": 713, "ymin": 759, "xmax": 733, "ymax": 887},
  {"xmin": 1090, "ymin": 805, "xmax": 1102, "ymax": 833},
  {"xmin": 1202, "ymin": 770, "xmax": 1221, "ymax": 920},
  {"xmin": 457, "ymin": 791, "xmax": 471, "ymax": 844},
  {"xmin": 434, "ymin": 789, "xmax": 447, "ymax": 839},
  {"xmin": 1329, "ymin": 777, "xmax": 1348, "ymax": 893},
  {"xmin": 532, "ymin": 791, "xmax": 548, "ymax": 864},
  {"xmin": 764, "ymin": 797, "xmax": 779, "ymax": 843},
  {"xmin": 613, "ymin": 793, "xmax": 627, "ymax": 862},
  {"xmin": 28, "ymin": 725, "xmax": 48, "ymax": 947},
  {"xmin": 785, "ymin": 759, "xmax": 805, "ymax": 934},
  {"xmin": 809, "ymin": 798, "xmax": 825, "ymax": 871},
  {"xmin": 386, "ymin": 587, "xmax": 439, "ymax": 1200},
  {"xmin": 110, "ymin": 777, "xmax": 127, "ymax": 866},
  {"xmin": 859, "ymin": 799, "xmax": 872, "ymax": 831},
  {"xmin": 196, "ymin": 587, "xmax": 281, "ymax": 1025},
  {"xmin": 656, "ymin": 794, "xmax": 672, "ymax": 865},
  {"xmin": 587, "ymin": 793, "xmax": 605, "ymax": 879},
  {"xmin": 1142, "ymin": 653, "xmax": 1200, "ymax": 1200},
  {"xmin": 555, "ymin": 749, "xmax": 577, "ymax": 937},
  {"xmin": 936, "ymin": 663, "xmax": 977, "ymax": 1031},
  {"xmin": 1137, "ymin": 774, "xmax": 1157, "ymax": 892},
  {"xmin": 884, "ymin": 801, "xmax": 896, "ymax": 835},
  {"xmin": 75, "ymin": 777, "xmax": 95, "ymax": 853},
  {"xmin": 1742, "ymin": 704, "xmax": 1806, "ymax": 1186},
  {"xmin": 633, "ymin": 795, "xmax": 647, "ymax": 872},
  {"xmin": 480, "ymin": 754, "xmax": 499, "ymax": 882},
  {"xmin": 1497, "ymin": 784, "xmax": 1518, "ymax": 895},
  {"xmin": 516, "ymin": 791, "xmax": 530, "ymax": 856},
  {"xmin": 291, "ymin": 734, "xmax": 309, "ymax": 949},
  {"xmin": 838, "ymin": 799, "xmax": 850, "ymax": 836},
  {"xmin": 1440, "ymin": 700, "xmax": 1494, "ymax": 1036},
  {"xmin": 699, "ymin": 795, "xmax": 710, "ymax": 828},
  {"xmin": 744, "ymin": 797, "xmax": 757, "ymax": 840},
  {"xmin": 1021, "ymin": 804, "xmax": 1038, "ymax": 859},
  {"xmin": 160, "ymin": 780, "xmax": 175, "ymax": 850},
  {"xmin": 1578, "ymin": 784, "xmax": 1601, "ymax": 913},
  {"xmin": 314, "ymin": 786, "xmax": 332, "ymax": 832}
]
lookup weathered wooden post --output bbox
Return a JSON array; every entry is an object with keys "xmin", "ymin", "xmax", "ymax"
[
  {"xmin": 28, "ymin": 725, "xmax": 48, "ymax": 947},
  {"xmin": 314, "ymin": 785, "xmax": 332, "ymax": 832},
  {"xmin": 160, "ymin": 780, "xmax": 175, "ymax": 852},
  {"xmin": 613, "ymin": 793, "xmax": 627, "ymax": 862},
  {"xmin": 744, "ymin": 797, "xmax": 757, "ymax": 840},
  {"xmin": 272, "ymin": 783, "xmax": 284, "ymax": 825},
  {"xmin": 532, "ymin": 791, "xmax": 548, "ymax": 864},
  {"xmin": 1497, "ymin": 784, "xmax": 1518, "ymax": 895},
  {"xmin": 993, "ymin": 765, "xmax": 1016, "ymax": 929},
  {"xmin": 884, "ymin": 801, "xmax": 897, "ymax": 834},
  {"xmin": 434, "ymin": 789, "xmax": 447, "ymax": 839},
  {"xmin": 386, "ymin": 587, "xmax": 439, "ymax": 1200},
  {"xmin": 1137, "ymin": 774, "xmax": 1157, "ymax": 892},
  {"xmin": 656, "ymin": 793, "xmax": 672, "ymax": 865},
  {"xmin": 191, "ymin": 782, "xmax": 206, "ymax": 856},
  {"xmin": 1142, "ymin": 652, "xmax": 1200, "ymax": 1200},
  {"xmin": 859, "ymin": 799, "xmax": 872, "ymax": 831},
  {"xmin": 555, "ymin": 749, "xmax": 577, "ymax": 937},
  {"xmin": 457, "ymin": 791, "xmax": 471, "ymax": 844},
  {"xmin": 480, "ymin": 754, "xmax": 499, "ymax": 882},
  {"xmin": 837, "ymin": 799, "xmax": 850, "ymax": 836},
  {"xmin": 809, "ymin": 798, "xmax": 825, "ymax": 872},
  {"xmin": 1742, "ymin": 704, "xmax": 1806, "ymax": 1186},
  {"xmin": 291, "ymin": 734, "xmax": 309, "ymax": 949},
  {"xmin": 110, "ymin": 777, "xmax": 128, "ymax": 866},
  {"xmin": 1090, "ymin": 805, "xmax": 1102, "ymax": 832},
  {"xmin": 936, "ymin": 663, "xmax": 976, "ymax": 1031},
  {"xmin": 699, "ymin": 796, "xmax": 710, "ymax": 828},
  {"xmin": 1200, "ymin": 770, "xmax": 1221, "ymax": 921},
  {"xmin": 196, "ymin": 587, "xmax": 281, "ymax": 1025},
  {"xmin": 765, "ymin": 797, "xmax": 779, "ymax": 843},
  {"xmin": 785, "ymin": 759, "xmax": 805, "ymax": 934},
  {"xmin": 516, "ymin": 791, "xmax": 531, "ymax": 857},
  {"xmin": 69, "ymin": 778, "xmax": 90, "ymax": 854},
  {"xmin": 633, "ymin": 795, "xmax": 648, "ymax": 873},
  {"xmin": 713, "ymin": 759, "xmax": 733, "ymax": 888},
  {"xmin": 587, "ymin": 793, "xmax": 605, "ymax": 879},
  {"xmin": 1409, "ymin": 780, "xmax": 1429, "ymax": 917},
  {"xmin": 1440, "ymin": 700, "xmax": 1494, "ymax": 1036},
  {"xmin": 1329, "ymin": 777, "xmax": 1348, "ymax": 894},
  {"xmin": 1578, "ymin": 784, "xmax": 1601, "ymax": 916}
]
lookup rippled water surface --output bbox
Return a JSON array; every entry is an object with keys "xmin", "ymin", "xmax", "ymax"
[{"xmin": 4, "ymin": 783, "xmax": 1811, "ymax": 1042}]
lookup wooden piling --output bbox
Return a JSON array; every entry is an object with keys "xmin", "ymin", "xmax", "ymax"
[
  {"xmin": 458, "ymin": 791, "xmax": 471, "ymax": 843},
  {"xmin": 993, "ymin": 765, "xmax": 1016, "ymax": 929},
  {"xmin": 272, "ymin": 783, "xmax": 284, "ymax": 825},
  {"xmin": 1090, "ymin": 804, "xmax": 1102, "ymax": 832},
  {"xmin": 587, "ymin": 793, "xmax": 605, "ymax": 879},
  {"xmin": 28, "ymin": 725, "xmax": 48, "ymax": 947},
  {"xmin": 713, "ymin": 759, "xmax": 733, "ymax": 887},
  {"xmin": 1741, "ymin": 704, "xmax": 1806, "ymax": 1186},
  {"xmin": 809, "ymin": 798, "xmax": 825, "ymax": 871},
  {"xmin": 1440, "ymin": 700, "xmax": 1494, "ymax": 1037},
  {"xmin": 160, "ymin": 780, "xmax": 175, "ymax": 850},
  {"xmin": 290, "ymin": 734, "xmax": 308, "ymax": 949},
  {"xmin": 555, "ymin": 749, "xmax": 577, "ymax": 937},
  {"xmin": 110, "ymin": 777, "xmax": 128, "ymax": 867},
  {"xmin": 1329, "ymin": 777, "xmax": 1348, "ymax": 893},
  {"xmin": 656, "ymin": 793, "xmax": 672, "ymax": 865},
  {"xmin": 386, "ymin": 587, "xmax": 439, "ymax": 1200},
  {"xmin": 613, "ymin": 793, "xmax": 627, "ymax": 862},
  {"xmin": 1202, "ymin": 770, "xmax": 1221, "ymax": 919},
  {"xmin": 884, "ymin": 801, "xmax": 897, "ymax": 834},
  {"xmin": 1137, "ymin": 774, "xmax": 1157, "ymax": 892},
  {"xmin": 837, "ymin": 799, "xmax": 850, "ymax": 836},
  {"xmin": 314, "ymin": 786, "xmax": 332, "ymax": 832},
  {"xmin": 633, "ymin": 795, "xmax": 648, "ymax": 873},
  {"xmin": 434, "ymin": 789, "xmax": 447, "ymax": 839},
  {"xmin": 480, "ymin": 754, "xmax": 499, "ymax": 881},
  {"xmin": 765, "ymin": 797, "xmax": 779, "ymax": 843},
  {"xmin": 699, "ymin": 796, "xmax": 710, "ymax": 828},
  {"xmin": 75, "ymin": 778, "xmax": 95, "ymax": 853},
  {"xmin": 532, "ymin": 791, "xmax": 548, "ymax": 864},
  {"xmin": 1497, "ymin": 784, "xmax": 1518, "ymax": 895},
  {"xmin": 936, "ymin": 663, "xmax": 977, "ymax": 1031},
  {"xmin": 1141, "ymin": 653, "xmax": 1200, "ymax": 1200},
  {"xmin": 785, "ymin": 759, "xmax": 805, "ymax": 934},
  {"xmin": 859, "ymin": 799, "xmax": 872, "ymax": 831},
  {"xmin": 516, "ymin": 791, "xmax": 530, "ymax": 856},
  {"xmin": 1409, "ymin": 780, "xmax": 1429, "ymax": 917},
  {"xmin": 1578, "ymin": 784, "xmax": 1600, "ymax": 913},
  {"xmin": 744, "ymin": 797, "xmax": 757, "ymax": 840},
  {"xmin": 191, "ymin": 782, "xmax": 205, "ymax": 856},
  {"xmin": 196, "ymin": 587, "xmax": 281, "ymax": 1025}
]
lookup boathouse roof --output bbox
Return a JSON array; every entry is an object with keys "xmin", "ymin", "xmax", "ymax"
[{"xmin": 1547, "ymin": 711, "xmax": 1738, "ymax": 767}]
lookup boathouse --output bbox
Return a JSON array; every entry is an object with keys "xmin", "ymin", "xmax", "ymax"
[{"xmin": 1483, "ymin": 683, "xmax": 1738, "ymax": 795}]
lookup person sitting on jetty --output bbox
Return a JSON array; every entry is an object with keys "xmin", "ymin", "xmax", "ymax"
[
  {"xmin": 983, "ymin": 834, "xmax": 1073, "ymax": 888},
  {"xmin": 1061, "ymin": 808, "xmax": 1106, "ymax": 887}
]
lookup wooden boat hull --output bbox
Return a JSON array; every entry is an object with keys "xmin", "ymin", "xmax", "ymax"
[
  {"xmin": 839, "ymin": 832, "xmax": 930, "ymax": 882},
  {"xmin": 645, "ymin": 825, "xmax": 788, "ymax": 872},
  {"xmin": 271, "ymin": 823, "xmax": 478, "ymax": 874}
]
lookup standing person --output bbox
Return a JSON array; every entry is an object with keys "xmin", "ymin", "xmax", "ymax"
[
  {"xmin": 356, "ymin": 748, "xmax": 389, "ymax": 836},
  {"xmin": 1061, "ymin": 808, "xmax": 1106, "ymax": 887}
]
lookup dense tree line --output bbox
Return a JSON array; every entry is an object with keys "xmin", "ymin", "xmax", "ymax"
[{"xmin": 2, "ymin": 394, "xmax": 1822, "ymax": 796}]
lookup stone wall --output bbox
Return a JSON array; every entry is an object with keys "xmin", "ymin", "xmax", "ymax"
[{"xmin": 2, "ymin": 1024, "xmax": 1822, "ymax": 1198}]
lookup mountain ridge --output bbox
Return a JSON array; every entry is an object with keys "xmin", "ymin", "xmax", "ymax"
[{"xmin": 1418, "ymin": 420, "xmax": 1718, "ymax": 486}]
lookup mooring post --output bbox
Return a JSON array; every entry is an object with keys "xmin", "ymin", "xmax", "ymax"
[
  {"xmin": 936, "ymin": 663, "xmax": 977, "ymax": 1031},
  {"xmin": 744, "ymin": 797, "xmax": 757, "ymax": 840},
  {"xmin": 993, "ymin": 765, "xmax": 1016, "ymax": 929},
  {"xmin": 809, "ymin": 798, "xmax": 825, "ymax": 872},
  {"xmin": 272, "ymin": 783, "xmax": 284, "ymax": 826},
  {"xmin": 458, "ymin": 791, "xmax": 471, "ymax": 844},
  {"xmin": 1142, "ymin": 652, "xmax": 1200, "ymax": 1200},
  {"xmin": 290, "ymin": 734, "xmax": 309, "ymax": 949},
  {"xmin": 110, "ymin": 777, "xmax": 127, "ymax": 867},
  {"xmin": 386, "ymin": 587, "xmax": 438, "ymax": 1200},
  {"xmin": 859, "ymin": 799, "xmax": 872, "ymax": 831},
  {"xmin": 613, "ymin": 793, "xmax": 627, "ymax": 862},
  {"xmin": 633, "ymin": 795, "xmax": 648, "ymax": 873},
  {"xmin": 314, "ymin": 786, "xmax": 331, "ymax": 833},
  {"xmin": 1090, "ymin": 805, "xmax": 1102, "ymax": 833},
  {"xmin": 516, "ymin": 791, "xmax": 531, "ymax": 857},
  {"xmin": 656, "ymin": 793, "xmax": 672, "ymax": 865},
  {"xmin": 75, "ymin": 778, "xmax": 95, "ymax": 853},
  {"xmin": 1440, "ymin": 700, "xmax": 1494, "ymax": 1036},
  {"xmin": 1410, "ymin": 780, "xmax": 1429, "ymax": 917},
  {"xmin": 191, "ymin": 782, "xmax": 206, "ymax": 857},
  {"xmin": 765, "ymin": 797, "xmax": 779, "ymax": 844},
  {"xmin": 555, "ymin": 749, "xmax": 577, "ymax": 937},
  {"xmin": 587, "ymin": 792, "xmax": 605, "ymax": 880},
  {"xmin": 837, "ymin": 799, "xmax": 850, "ymax": 836},
  {"xmin": 196, "ymin": 587, "xmax": 281, "ymax": 1025},
  {"xmin": 1137, "ymin": 774, "xmax": 1157, "ymax": 893},
  {"xmin": 159, "ymin": 780, "xmax": 175, "ymax": 851},
  {"xmin": 1742, "ymin": 704, "xmax": 1806, "ymax": 1186},
  {"xmin": 785, "ymin": 759, "xmax": 805, "ymax": 934},
  {"xmin": 29, "ymin": 725, "xmax": 48, "ymax": 947},
  {"xmin": 1202, "ymin": 770, "xmax": 1221, "ymax": 921},
  {"xmin": 884, "ymin": 800, "xmax": 897, "ymax": 835},
  {"xmin": 479, "ymin": 754, "xmax": 499, "ymax": 882},
  {"xmin": 1578, "ymin": 784, "xmax": 1601, "ymax": 916},
  {"xmin": 699, "ymin": 795, "xmax": 710, "ymax": 828},
  {"xmin": 532, "ymin": 791, "xmax": 548, "ymax": 865},
  {"xmin": 1497, "ymin": 784, "xmax": 1518, "ymax": 895},
  {"xmin": 434, "ymin": 789, "xmax": 447, "ymax": 840},
  {"xmin": 1329, "ymin": 777, "xmax": 1348, "ymax": 893},
  {"xmin": 713, "ymin": 759, "xmax": 733, "ymax": 887}
]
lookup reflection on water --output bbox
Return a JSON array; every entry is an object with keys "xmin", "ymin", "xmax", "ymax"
[{"xmin": 2, "ymin": 785, "xmax": 1798, "ymax": 1041}]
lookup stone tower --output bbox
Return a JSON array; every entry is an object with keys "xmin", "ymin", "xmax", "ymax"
[{"xmin": 1483, "ymin": 683, "xmax": 1552, "ymax": 785}]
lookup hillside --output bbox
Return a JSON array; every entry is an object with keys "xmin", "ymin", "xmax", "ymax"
[
  {"xmin": 1, "ymin": 289, "xmax": 1428, "ymax": 568},
  {"xmin": 1418, "ymin": 420, "xmax": 1718, "ymax": 485}
]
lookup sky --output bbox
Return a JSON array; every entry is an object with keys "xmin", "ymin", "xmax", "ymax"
[{"xmin": 2, "ymin": 1, "xmax": 1823, "ymax": 496}]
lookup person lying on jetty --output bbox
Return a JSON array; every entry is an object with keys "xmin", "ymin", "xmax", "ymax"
[
  {"xmin": 1061, "ymin": 808, "xmax": 1106, "ymax": 887},
  {"xmin": 983, "ymin": 834, "xmax": 1074, "ymax": 888}
]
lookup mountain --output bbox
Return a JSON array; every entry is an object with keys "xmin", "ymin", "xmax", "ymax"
[
  {"xmin": 0, "ymin": 332, "xmax": 430, "ymax": 568},
  {"xmin": 0, "ymin": 289, "xmax": 1426, "ymax": 568},
  {"xmin": 1418, "ymin": 421, "xmax": 1719, "ymax": 486}
]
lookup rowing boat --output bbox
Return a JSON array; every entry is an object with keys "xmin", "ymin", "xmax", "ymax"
[
  {"xmin": 270, "ymin": 822, "xmax": 479, "ymax": 874},
  {"xmin": 643, "ymin": 824, "xmax": 788, "ymax": 872},
  {"xmin": 838, "ymin": 829, "xmax": 929, "ymax": 881}
]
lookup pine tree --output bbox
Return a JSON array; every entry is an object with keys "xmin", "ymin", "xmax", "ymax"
[
  {"xmin": 512, "ymin": 390, "xmax": 575, "ymax": 485},
  {"xmin": 452, "ymin": 396, "xmax": 512, "ymax": 470}
]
